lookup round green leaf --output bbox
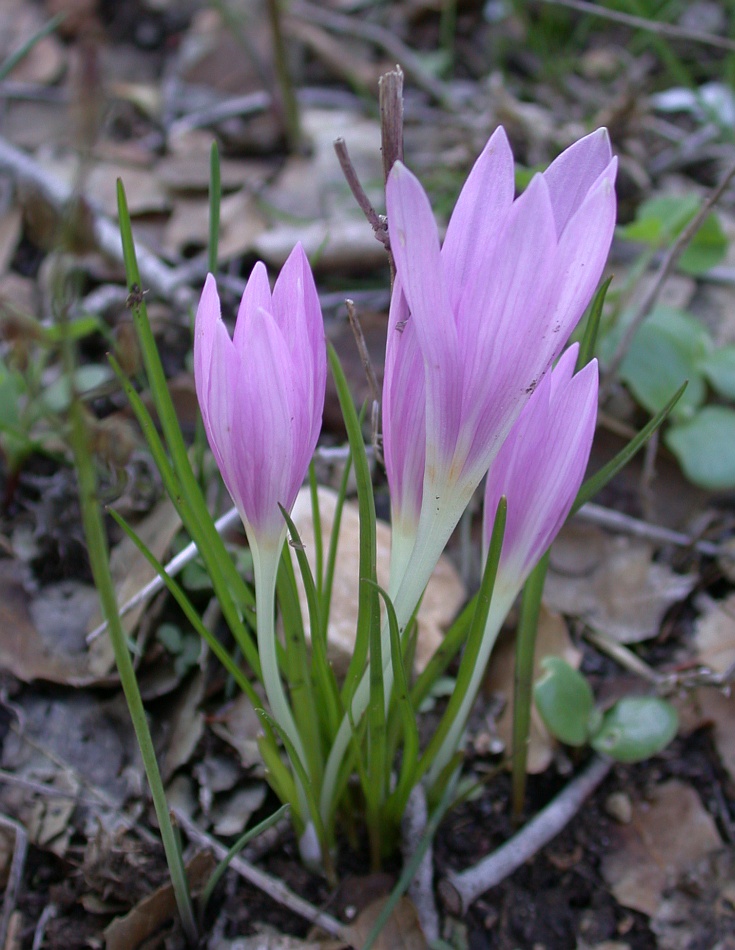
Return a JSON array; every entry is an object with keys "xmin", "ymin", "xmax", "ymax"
[
  {"xmin": 679, "ymin": 213, "xmax": 728, "ymax": 276},
  {"xmin": 699, "ymin": 346, "xmax": 735, "ymax": 400},
  {"xmin": 665, "ymin": 407, "xmax": 735, "ymax": 490},
  {"xmin": 534, "ymin": 657, "xmax": 595, "ymax": 747},
  {"xmin": 619, "ymin": 307, "xmax": 709, "ymax": 420},
  {"xmin": 590, "ymin": 697, "xmax": 678, "ymax": 763}
]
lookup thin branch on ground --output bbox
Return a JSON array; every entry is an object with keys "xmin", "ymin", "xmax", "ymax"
[
  {"xmin": 401, "ymin": 785, "xmax": 440, "ymax": 944},
  {"xmin": 601, "ymin": 159, "xmax": 735, "ymax": 398},
  {"xmin": 173, "ymin": 809, "xmax": 348, "ymax": 940},
  {"xmin": 584, "ymin": 625, "xmax": 735, "ymax": 692},
  {"xmin": 0, "ymin": 136, "xmax": 192, "ymax": 307},
  {"xmin": 538, "ymin": 0, "xmax": 735, "ymax": 52},
  {"xmin": 32, "ymin": 904, "xmax": 57, "ymax": 950},
  {"xmin": 576, "ymin": 502, "xmax": 721, "ymax": 557},
  {"xmin": 438, "ymin": 755, "xmax": 612, "ymax": 916},
  {"xmin": 288, "ymin": 2, "xmax": 453, "ymax": 105},
  {"xmin": 0, "ymin": 815, "xmax": 27, "ymax": 950},
  {"xmin": 168, "ymin": 91, "xmax": 271, "ymax": 138}
]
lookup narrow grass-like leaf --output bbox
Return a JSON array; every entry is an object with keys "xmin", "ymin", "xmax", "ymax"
[
  {"xmin": 360, "ymin": 773, "xmax": 459, "ymax": 950},
  {"xmin": 257, "ymin": 709, "xmax": 335, "ymax": 880},
  {"xmin": 68, "ymin": 401, "xmax": 197, "ymax": 942},
  {"xmin": 365, "ymin": 574, "xmax": 387, "ymax": 865},
  {"xmin": 280, "ymin": 505, "xmax": 341, "ymax": 741},
  {"xmin": 275, "ymin": 519, "xmax": 323, "ymax": 784},
  {"xmin": 117, "ymin": 181, "xmax": 254, "ymax": 609},
  {"xmin": 411, "ymin": 596, "xmax": 475, "ymax": 711},
  {"xmin": 320, "ymin": 441, "xmax": 354, "ymax": 634},
  {"xmin": 108, "ymin": 354, "xmax": 261, "ymax": 678},
  {"xmin": 374, "ymin": 583, "xmax": 419, "ymax": 828},
  {"xmin": 208, "ymin": 141, "xmax": 221, "ymax": 275},
  {"xmin": 327, "ymin": 345, "xmax": 379, "ymax": 710},
  {"xmin": 577, "ymin": 276, "xmax": 612, "ymax": 370},
  {"xmin": 258, "ymin": 728, "xmax": 301, "ymax": 828},
  {"xmin": 571, "ymin": 381, "xmax": 687, "ymax": 515},
  {"xmin": 418, "ymin": 499, "xmax": 507, "ymax": 790},
  {"xmin": 511, "ymin": 551, "xmax": 549, "ymax": 819},
  {"xmin": 308, "ymin": 463, "xmax": 324, "ymax": 596},
  {"xmin": 117, "ymin": 182, "xmax": 260, "ymax": 675},
  {"xmin": 0, "ymin": 12, "xmax": 66, "ymax": 81},
  {"xmin": 109, "ymin": 509, "xmax": 261, "ymax": 709},
  {"xmin": 200, "ymin": 804, "xmax": 288, "ymax": 920}
]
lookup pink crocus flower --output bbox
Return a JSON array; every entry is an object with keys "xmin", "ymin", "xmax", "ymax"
[
  {"xmin": 427, "ymin": 344, "xmax": 599, "ymax": 784},
  {"xmin": 383, "ymin": 126, "xmax": 616, "ymax": 617},
  {"xmin": 194, "ymin": 244, "xmax": 326, "ymax": 850},
  {"xmin": 194, "ymin": 243, "xmax": 326, "ymax": 549}
]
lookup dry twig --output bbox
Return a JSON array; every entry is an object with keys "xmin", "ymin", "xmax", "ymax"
[
  {"xmin": 0, "ymin": 815, "xmax": 26, "ymax": 950},
  {"xmin": 0, "ymin": 136, "xmax": 192, "ymax": 307},
  {"xmin": 289, "ymin": 2, "xmax": 452, "ymax": 105},
  {"xmin": 401, "ymin": 786, "xmax": 439, "ymax": 944},
  {"xmin": 173, "ymin": 809, "xmax": 348, "ymax": 940},
  {"xmin": 576, "ymin": 502, "xmax": 721, "ymax": 557},
  {"xmin": 439, "ymin": 755, "xmax": 612, "ymax": 916}
]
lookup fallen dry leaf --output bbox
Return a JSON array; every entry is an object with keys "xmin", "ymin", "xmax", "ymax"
[
  {"xmin": 288, "ymin": 486, "xmax": 465, "ymax": 676},
  {"xmin": 104, "ymin": 851, "xmax": 215, "ymax": 950},
  {"xmin": 545, "ymin": 524, "xmax": 696, "ymax": 643},
  {"xmin": 601, "ymin": 780, "xmax": 722, "ymax": 916},
  {"xmin": 693, "ymin": 593, "xmax": 735, "ymax": 674},
  {"xmin": 677, "ymin": 688, "xmax": 735, "ymax": 783},
  {"xmin": 343, "ymin": 896, "xmax": 427, "ymax": 949},
  {"xmin": 651, "ymin": 846, "xmax": 735, "ymax": 950},
  {"xmin": 484, "ymin": 605, "xmax": 581, "ymax": 773},
  {"xmin": 0, "ymin": 560, "xmax": 103, "ymax": 686}
]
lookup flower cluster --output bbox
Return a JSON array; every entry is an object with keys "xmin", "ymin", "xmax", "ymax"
[{"xmin": 194, "ymin": 126, "xmax": 617, "ymax": 842}]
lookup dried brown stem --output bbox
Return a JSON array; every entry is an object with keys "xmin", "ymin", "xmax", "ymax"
[
  {"xmin": 601, "ymin": 159, "xmax": 735, "ymax": 398},
  {"xmin": 334, "ymin": 138, "xmax": 389, "ymax": 252},
  {"xmin": 379, "ymin": 66, "xmax": 404, "ymax": 184},
  {"xmin": 346, "ymin": 299, "xmax": 383, "ymax": 462}
]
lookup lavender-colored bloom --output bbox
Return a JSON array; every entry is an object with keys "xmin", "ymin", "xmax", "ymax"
[
  {"xmin": 194, "ymin": 243, "xmax": 326, "ymax": 546},
  {"xmin": 383, "ymin": 127, "xmax": 616, "ymax": 605},
  {"xmin": 427, "ymin": 345, "xmax": 598, "ymax": 786},
  {"xmin": 483, "ymin": 344, "xmax": 598, "ymax": 601}
]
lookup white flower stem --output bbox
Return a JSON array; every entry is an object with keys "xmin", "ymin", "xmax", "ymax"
[
  {"xmin": 251, "ymin": 539, "xmax": 311, "ymax": 822},
  {"xmin": 425, "ymin": 589, "xmax": 513, "ymax": 788},
  {"xmin": 319, "ymin": 479, "xmax": 474, "ymax": 824}
]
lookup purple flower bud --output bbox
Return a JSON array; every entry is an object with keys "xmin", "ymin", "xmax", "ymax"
[{"xmin": 194, "ymin": 244, "xmax": 326, "ymax": 546}]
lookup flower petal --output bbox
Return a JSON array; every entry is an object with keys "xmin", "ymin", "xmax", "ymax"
[
  {"xmin": 231, "ymin": 307, "xmax": 297, "ymax": 538},
  {"xmin": 542, "ymin": 159, "xmax": 617, "ymax": 365},
  {"xmin": 484, "ymin": 355, "xmax": 598, "ymax": 581},
  {"xmin": 455, "ymin": 172, "xmax": 558, "ymax": 475},
  {"xmin": 383, "ymin": 275, "xmax": 426, "ymax": 528},
  {"xmin": 544, "ymin": 128, "xmax": 613, "ymax": 237},
  {"xmin": 441, "ymin": 126, "xmax": 515, "ymax": 311},
  {"xmin": 193, "ymin": 273, "xmax": 221, "ymax": 417},
  {"xmin": 387, "ymin": 161, "xmax": 462, "ymax": 473},
  {"xmin": 233, "ymin": 261, "xmax": 272, "ymax": 355}
]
